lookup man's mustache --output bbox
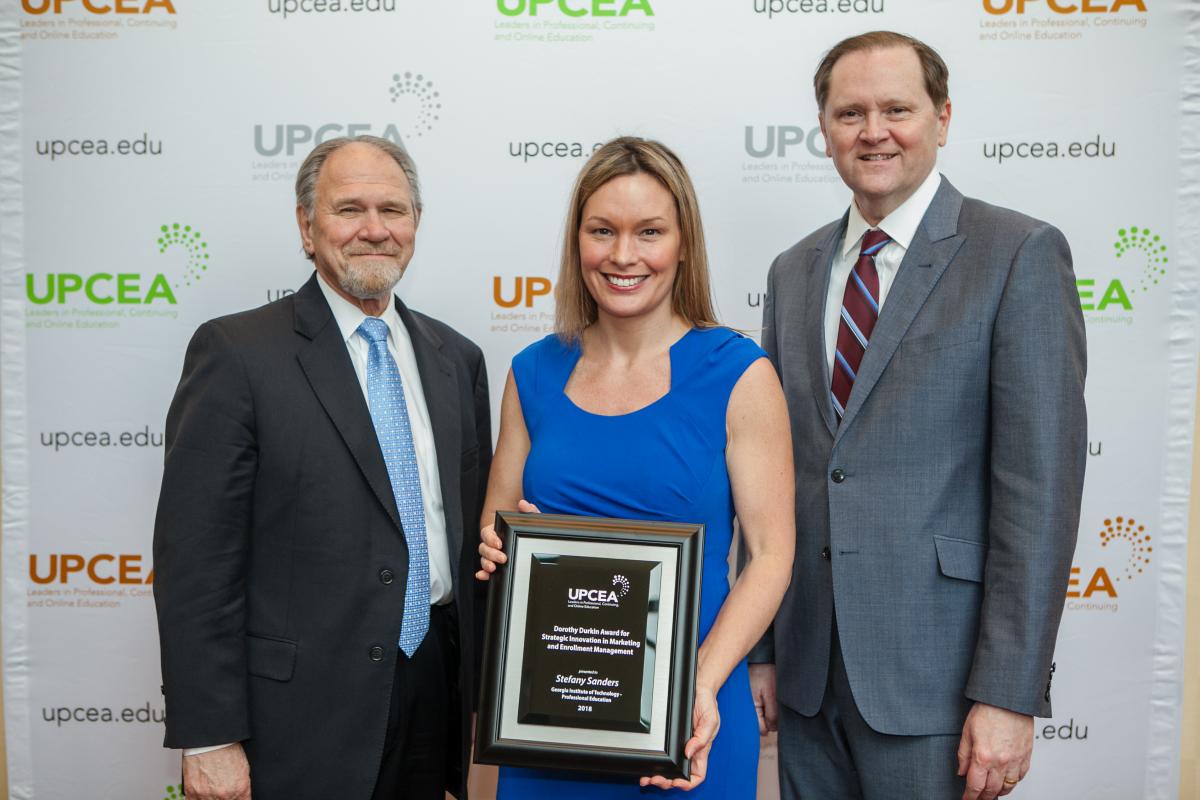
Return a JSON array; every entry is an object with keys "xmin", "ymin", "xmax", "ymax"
[{"xmin": 344, "ymin": 247, "xmax": 401, "ymax": 257}]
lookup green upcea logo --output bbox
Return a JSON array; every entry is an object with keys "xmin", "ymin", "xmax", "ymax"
[
  {"xmin": 1077, "ymin": 224, "xmax": 1168, "ymax": 314},
  {"xmin": 26, "ymin": 222, "xmax": 210, "ymax": 306},
  {"xmin": 1114, "ymin": 225, "xmax": 1168, "ymax": 294},
  {"xmin": 157, "ymin": 222, "xmax": 210, "ymax": 289},
  {"xmin": 497, "ymin": 0, "xmax": 654, "ymax": 16},
  {"xmin": 163, "ymin": 784, "xmax": 183, "ymax": 800}
]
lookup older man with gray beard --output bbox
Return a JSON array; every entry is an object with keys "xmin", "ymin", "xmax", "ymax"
[{"xmin": 154, "ymin": 136, "xmax": 492, "ymax": 800}]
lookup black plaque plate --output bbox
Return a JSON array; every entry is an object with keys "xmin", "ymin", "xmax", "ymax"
[{"xmin": 474, "ymin": 511, "xmax": 703, "ymax": 780}]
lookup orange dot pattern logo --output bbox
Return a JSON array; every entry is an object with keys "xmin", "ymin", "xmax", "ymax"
[{"xmin": 1099, "ymin": 516, "xmax": 1152, "ymax": 582}]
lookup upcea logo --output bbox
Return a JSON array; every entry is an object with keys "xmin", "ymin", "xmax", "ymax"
[
  {"xmin": 254, "ymin": 72, "xmax": 440, "ymax": 158},
  {"xmin": 491, "ymin": 277, "xmax": 554, "ymax": 334},
  {"xmin": 21, "ymin": 0, "xmax": 175, "ymax": 13},
  {"xmin": 1076, "ymin": 225, "xmax": 1167, "ymax": 322},
  {"xmin": 389, "ymin": 72, "xmax": 440, "ymax": 138},
  {"xmin": 1066, "ymin": 515, "xmax": 1152, "ymax": 612},
  {"xmin": 29, "ymin": 554, "xmax": 154, "ymax": 585},
  {"xmin": 26, "ymin": 222, "xmax": 208, "ymax": 307},
  {"xmin": 497, "ymin": 0, "xmax": 654, "ymax": 16},
  {"xmin": 983, "ymin": 0, "xmax": 1144, "ymax": 13},
  {"xmin": 611, "ymin": 573, "xmax": 630, "ymax": 597},
  {"xmin": 978, "ymin": 0, "xmax": 1146, "ymax": 41},
  {"xmin": 494, "ymin": 276, "xmax": 552, "ymax": 308},
  {"xmin": 742, "ymin": 126, "xmax": 839, "ymax": 187},
  {"xmin": 745, "ymin": 126, "xmax": 825, "ymax": 160}
]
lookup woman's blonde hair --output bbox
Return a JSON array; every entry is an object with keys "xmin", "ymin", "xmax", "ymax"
[{"xmin": 554, "ymin": 136, "xmax": 719, "ymax": 342}]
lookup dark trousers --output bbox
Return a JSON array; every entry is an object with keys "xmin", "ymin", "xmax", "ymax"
[
  {"xmin": 777, "ymin": 618, "xmax": 965, "ymax": 800},
  {"xmin": 371, "ymin": 602, "xmax": 456, "ymax": 800}
]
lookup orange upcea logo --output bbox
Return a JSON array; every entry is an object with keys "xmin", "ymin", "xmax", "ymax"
[
  {"xmin": 1066, "ymin": 516, "xmax": 1153, "ymax": 611},
  {"xmin": 22, "ymin": 0, "xmax": 175, "ymax": 12},
  {"xmin": 494, "ymin": 276, "xmax": 553, "ymax": 308},
  {"xmin": 29, "ymin": 554, "xmax": 154, "ymax": 585},
  {"xmin": 1098, "ymin": 515, "xmax": 1152, "ymax": 581},
  {"xmin": 982, "ymin": 0, "xmax": 1144, "ymax": 12}
]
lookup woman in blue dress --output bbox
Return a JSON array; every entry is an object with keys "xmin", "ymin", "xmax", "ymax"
[{"xmin": 476, "ymin": 137, "xmax": 795, "ymax": 797}]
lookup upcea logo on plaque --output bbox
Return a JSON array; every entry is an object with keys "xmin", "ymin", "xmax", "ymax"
[
  {"xmin": 252, "ymin": 72, "xmax": 440, "ymax": 181},
  {"xmin": 19, "ymin": 0, "xmax": 177, "ymax": 42},
  {"xmin": 979, "ymin": 0, "xmax": 1146, "ymax": 43},
  {"xmin": 25, "ymin": 222, "xmax": 208, "ymax": 330},
  {"xmin": 491, "ymin": 276, "xmax": 554, "ymax": 335},
  {"xmin": 27, "ymin": 553, "xmax": 154, "ymax": 611},
  {"xmin": 1066, "ymin": 515, "xmax": 1152, "ymax": 613},
  {"xmin": 1076, "ymin": 224, "xmax": 1167, "ymax": 326},
  {"xmin": 742, "ymin": 125, "xmax": 838, "ymax": 187},
  {"xmin": 494, "ymin": 0, "xmax": 656, "ymax": 45}
]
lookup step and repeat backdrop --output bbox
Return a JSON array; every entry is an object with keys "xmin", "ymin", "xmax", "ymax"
[{"xmin": 1, "ymin": 1, "xmax": 1198, "ymax": 798}]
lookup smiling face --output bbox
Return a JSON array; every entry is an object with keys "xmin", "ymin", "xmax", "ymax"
[
  {"xmin": 577, "ymin": 172, "xmax": 683, "ymax": 325},
  {"xmin": 297, "ymin": 141, "xmax": 419, "ymax": 310},
  {"xmin": 819, "ymin": 45, "xmax": 951, "ymax": 225}
]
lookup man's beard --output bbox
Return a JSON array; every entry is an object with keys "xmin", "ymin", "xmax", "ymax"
[{"xmin": 339, "ymin": 256, "xmax": 405, "ymax": 300}]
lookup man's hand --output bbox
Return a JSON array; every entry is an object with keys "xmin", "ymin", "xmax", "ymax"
[
  {"xmin": 183, "ymin": 743, "xmax": 251, "ymax": 800},
  {"xmin": 957, "ymin": 703, "xmax": 1033, "ymax": 800},
  {"xmin": 748, "ymin": 663, "xmax": 779, "ymax": 734}
]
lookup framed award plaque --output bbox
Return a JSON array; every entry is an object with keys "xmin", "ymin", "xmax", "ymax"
[{"xmin": 474, "ymin": 511, "xmax": 704, "ymax": 780}]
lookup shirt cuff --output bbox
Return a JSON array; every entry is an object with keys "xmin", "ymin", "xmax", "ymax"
[{"xmin": 183, "ymin": 743, "xmax": 235, "ymax": 757}]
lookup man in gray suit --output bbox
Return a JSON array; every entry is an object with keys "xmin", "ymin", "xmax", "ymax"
[{"xmin": 750, "ymin": 31, "xmax": 1086, "ymax": 800}]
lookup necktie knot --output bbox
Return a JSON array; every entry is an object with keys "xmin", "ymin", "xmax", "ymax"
[
  {"xmin": 357, "ymin": 317, "xmax": 390, "ymax": 346},
  {"xmin": 860, "ymin": 229, "xmax": 891, "ymax": 257}
]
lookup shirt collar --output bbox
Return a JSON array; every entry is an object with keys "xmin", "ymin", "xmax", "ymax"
[
  {"xmin": 314, "ymin": 271, "xmax": 403, "ymax": 345},
  {"xmin": 841, "ymin": 170, "xmax": 944, "ymax": 257}
]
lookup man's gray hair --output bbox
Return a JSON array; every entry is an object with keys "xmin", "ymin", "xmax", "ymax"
[{"xmin": 294, "ymin": 135, "xmax": 423, "ymax": 220}]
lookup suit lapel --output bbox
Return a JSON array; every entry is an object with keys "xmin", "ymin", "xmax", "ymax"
[
  {"xmin": 834, "ymin": 180, "xmax": 966, "ymax": 440},
  {"xmin": 396, "ymin": 300, "xmax": 465, "ymax": 581},
  {"xmin": 807, "ymin": 219, "xmax": 848, "ymax": 439},
  {"xmin": 293, "ymin": 274, "xmax": 403, "ymax": 532}
]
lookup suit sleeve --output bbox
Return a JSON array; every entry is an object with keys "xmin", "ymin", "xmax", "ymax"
[
  {"xmin": 153, "ymin": 320, "xmax": 257, "ymax": 748},
  {"xmin": 965, "ymin": 223, "xmax": 1087, "ymax": 717},
  {"xmin": 469, "ymin": 346, "xmax": 494, "ymax": 705},
  {"xmin": 747, "ymin": 255, "xmax": 782, "ymax": 665}
]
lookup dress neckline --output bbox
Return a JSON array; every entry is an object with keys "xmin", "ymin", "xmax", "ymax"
[{"xmin": 561, "ymin": 327, "xmax": 700, "ymax": 419}]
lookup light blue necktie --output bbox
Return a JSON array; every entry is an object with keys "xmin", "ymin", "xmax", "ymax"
[{"xmin": 357, "ymin": 317, "xmax": 430, "ymax": 657}]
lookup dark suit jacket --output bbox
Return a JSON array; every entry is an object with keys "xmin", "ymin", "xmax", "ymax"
[
  {"xmin": 757, "ymin": 178, "xmax": 1086, "ymax": 735},
  {"xmin": 153, "ymin": 273, "xmax": 492, "ymax": 798}
]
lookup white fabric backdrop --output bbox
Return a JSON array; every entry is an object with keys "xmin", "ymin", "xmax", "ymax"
[{"xmin": 2, "ymin": 1, "xmax": 1198, "ymax": 798}]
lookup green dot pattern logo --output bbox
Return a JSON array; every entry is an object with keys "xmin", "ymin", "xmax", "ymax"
[
  {"xmin": 1114, "ymin": 226, "xmax": 1168, "ymax": 294},
  {"xmin": 388, "ymin": 71, "xmax": 440, "ymax": 137},
  {"xmin": 1099, "ymin": 515, "xmax": 1152, "ymax": 582},
  {"xmin": 163, "ymin": 784, "xmax": 183, "ymax": 800},
  {"xmin": 157, "ymin": 223, "xmax": 210, "ymax": 289}
]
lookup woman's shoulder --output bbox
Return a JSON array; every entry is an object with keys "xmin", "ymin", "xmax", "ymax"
[
  {"xmin": 685, "ymin": 325, "xmax": 766, "ymax": 364},
  {"xmin": 512, "ymin": 333, "xmax": 577, "ymax": 396}
]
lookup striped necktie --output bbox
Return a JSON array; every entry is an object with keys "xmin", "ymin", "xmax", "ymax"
[
  {"xmin": 357, "ymin": 317, "xmax": 430, "ymax": 657},
  {"xmin": 831, "ymin": 229, "xmax": 891, "ymax": 421}
]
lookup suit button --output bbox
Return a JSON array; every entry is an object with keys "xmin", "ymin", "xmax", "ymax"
[
  {"xmin": 820, "ymin": 547, "xmax": 831, "ymax": 561},
  {"xmin": 368, "ymin": 645, "xmax": 385, "ymax": 662},
  {"xmin": 379, "ymin": 569, "xmax": 395, "ymax": 585},
  {"xmin": 831, "ymin": 469, "xmax": 845, "ymax": 483}
]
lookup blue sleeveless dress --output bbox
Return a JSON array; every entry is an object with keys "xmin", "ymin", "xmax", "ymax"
[{"xmin": 497, "ymin": 327, "xmax": 765, "ymax": 799}]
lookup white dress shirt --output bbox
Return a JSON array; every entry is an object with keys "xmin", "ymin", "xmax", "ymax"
[
  {"xmin": 184, "ymin": 276, "xmax": 452, "ymax": 758},
  {"xmin": 315, "ymin": 273, "xmax": 452, "ymax": 606},
  {"xmin": 824, "ymin": 170, "xmax": 943, "ymax": 375}
]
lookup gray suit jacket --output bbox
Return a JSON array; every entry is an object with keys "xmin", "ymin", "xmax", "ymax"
[{"xmin": 757, "ymin": 177, "xmax": 1086, "ymax": 736}]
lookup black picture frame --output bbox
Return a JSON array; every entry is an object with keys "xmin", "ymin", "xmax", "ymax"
[{"xmin": 474, "ymin": 511, "xmax": 704, "ymax": 780}]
